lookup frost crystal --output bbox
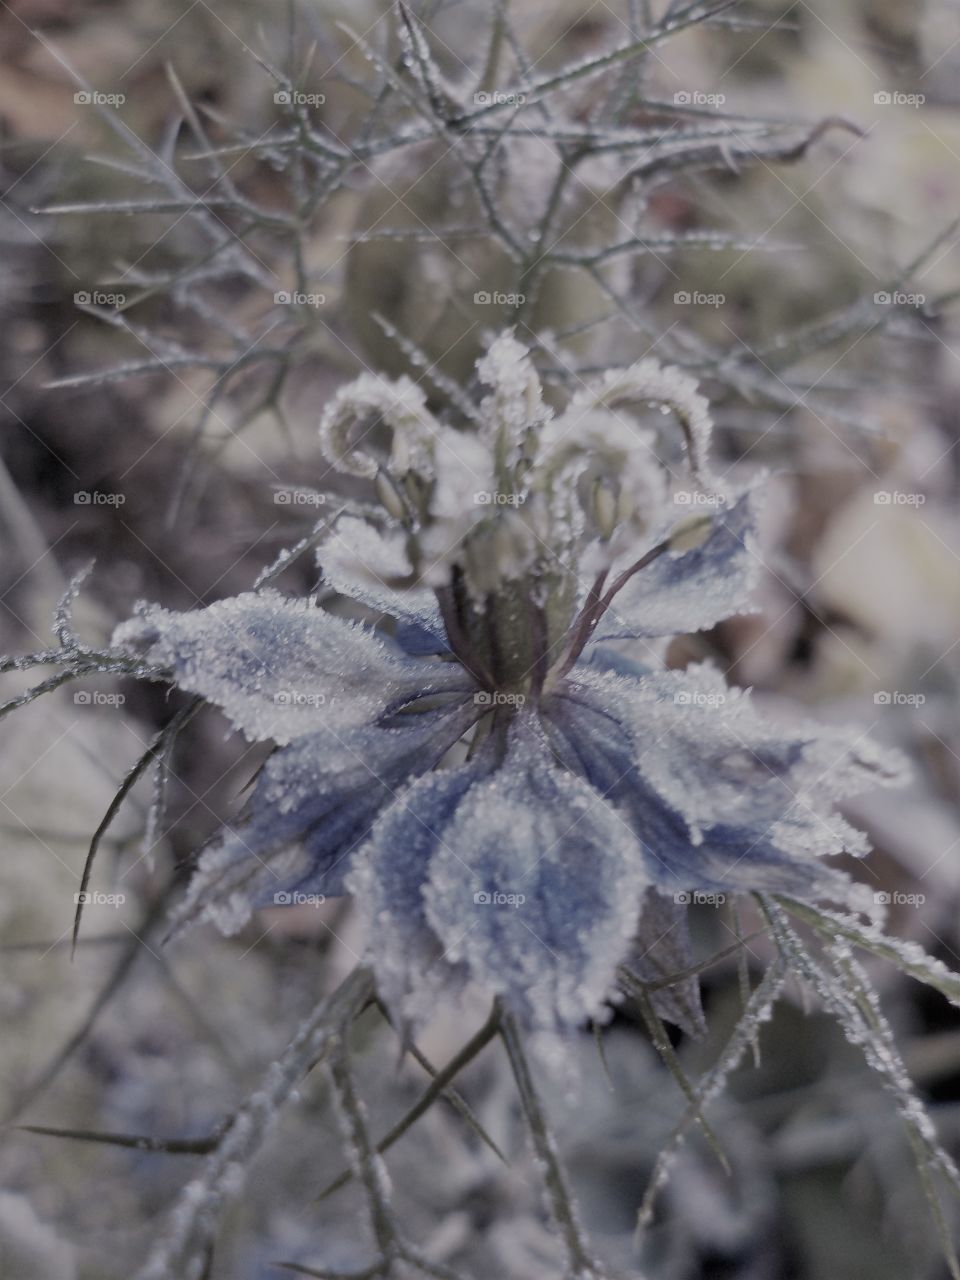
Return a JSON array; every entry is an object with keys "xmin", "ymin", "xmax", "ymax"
[{"xmin": 110, "ymin": 332, "xmax": 907, "ymax": 1031}]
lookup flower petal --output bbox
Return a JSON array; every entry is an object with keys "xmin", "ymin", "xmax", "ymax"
[
  {"xmin": 319, "ymin": 517, "xmax": 448, "ymax": 653},
  {"xmin": 113, "ymin": 590, "xmax": 470, "ymax": 745},
  {"xmin": 594, "ymin": 486, "xmax": 762, "ymax": 642},
  {"xmin": 424, "ymin": 714, "xmax": 647, "ymax": 1029},
  {"xmin": 170, "ymin": 704, "xmax": 481, "ymax": 937},
  {"xmin": 547, "ymin": 667, "xmax": 903, "ymax": 905},
  {"xmin": 610, "ymin": 664, "xmax": 907, "ymax": 849},
  {"xmin": 347, "ymin": 744, "xmax": 499, "ymax": 1028},
  {"xmin": 550, "ymin": 358, "xmax": 715, "ymax": 486}
]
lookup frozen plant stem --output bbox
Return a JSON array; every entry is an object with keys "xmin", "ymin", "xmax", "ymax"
[
  {"xmin": 499, "ymin": 1008, "xmax": 605, "ymax": 1279},
  {"xmin": 317, "ymin": 1000, "xmax": 505, "ymax": 1201},
  {"xmin": 328, "ymin": 1039, "xmax": 398, "ymax": 1262},
  {"xmin": 310, "ymin": 1037, "xmax": 470, "ymax": 1280},
  {"xmin": 134, "ymin": 965, "xmax": 374, "ymax": 1280}
]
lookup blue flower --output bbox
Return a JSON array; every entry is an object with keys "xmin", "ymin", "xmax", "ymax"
[{"xmin": 114, "ymin": 335, "xmax": 905, "ymax": 1031}]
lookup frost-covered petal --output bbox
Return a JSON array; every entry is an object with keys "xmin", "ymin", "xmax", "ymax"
[
  {"xmin": 579, "ymin": 639, "xmax": 668, "ymax": 679},
  {"xmin": 347, "ymin": 744, "xmax": 499, "ymax": 1027},
  {"xmin": 170, "ymin": 704, "xmax": 481, "ymax": 937},
  {"xmin": 546, "ymin": 674, "xmax": 887, "ymax": 905},
  {"xmin": 591, "ymin": 663, "xmax": 908, "ymax": 849},
  {"xmin": 112, "ymin": 590, "xmax": 470, "ymax": 745},
  {"xmin": 424, "ymin": 714, "xmax": 647, "ymax": 1030},
  {"xmin": 593, "ymin": 486, "xmax": 762, "ymax": 642},
  {"xmin": 319, "ymin": 517, "xmax": 447, "ymax": 653}
]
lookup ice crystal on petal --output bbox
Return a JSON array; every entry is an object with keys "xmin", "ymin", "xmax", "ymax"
[
  {"xmin": 345, "ymin": 746, "xmax": 497, "ymax": 1028},
  {"xmin": 545, "ymin": 669, "xmax": 891, "ymax": 907},
  {"xmin": 606, "ymin": 662, "xmax": 908, "ymax": 847}
]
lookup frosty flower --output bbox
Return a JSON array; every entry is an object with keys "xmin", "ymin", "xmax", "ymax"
[{"xmin": 112, "ymin": 334, "xmax": 906, "ymax": 1033}]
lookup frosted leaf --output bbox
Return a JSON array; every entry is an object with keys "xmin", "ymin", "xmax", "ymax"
[
  {"xmin": 347, "ymin": 743, "xmax": 499, "ymax": 1029},
  {"xmin": 318, "ymin": 372, "xmax": 441, "ymax": 479},
  {"xmin": 627, "ymin": 889, "xmax": 706, "ymax": 1037},
  {"xmin": 476, "ymin": 331, "xmax": 550, "ymax": 466},
  {"xmin": 112, "ymin": 590, "xmax": 471, "ymax": 746},
  {"xmin": 765, "ymin": 904, "xmax": 960, "ymax": 1238},
  {"xmin": 318, "ymin": 516, "xmax": 447, "ymax": 652},
  {"xmin": 171, "ymin": 704, "xmax": 480, "ymax": 937},
  {"xmin": 593, "ymin": 486, "xmax": 762, "ymax": 642},
  {"xmin": 638, "ymin": 958, "xmax": 788, "ymax": 1233},
  {"xmin": 782, "ymin": 900, "xmax": 960, "ymax": 1010},
  {"xmin": 424, "ymin": 713, "xmax": 648, "ymax": 1030}
]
